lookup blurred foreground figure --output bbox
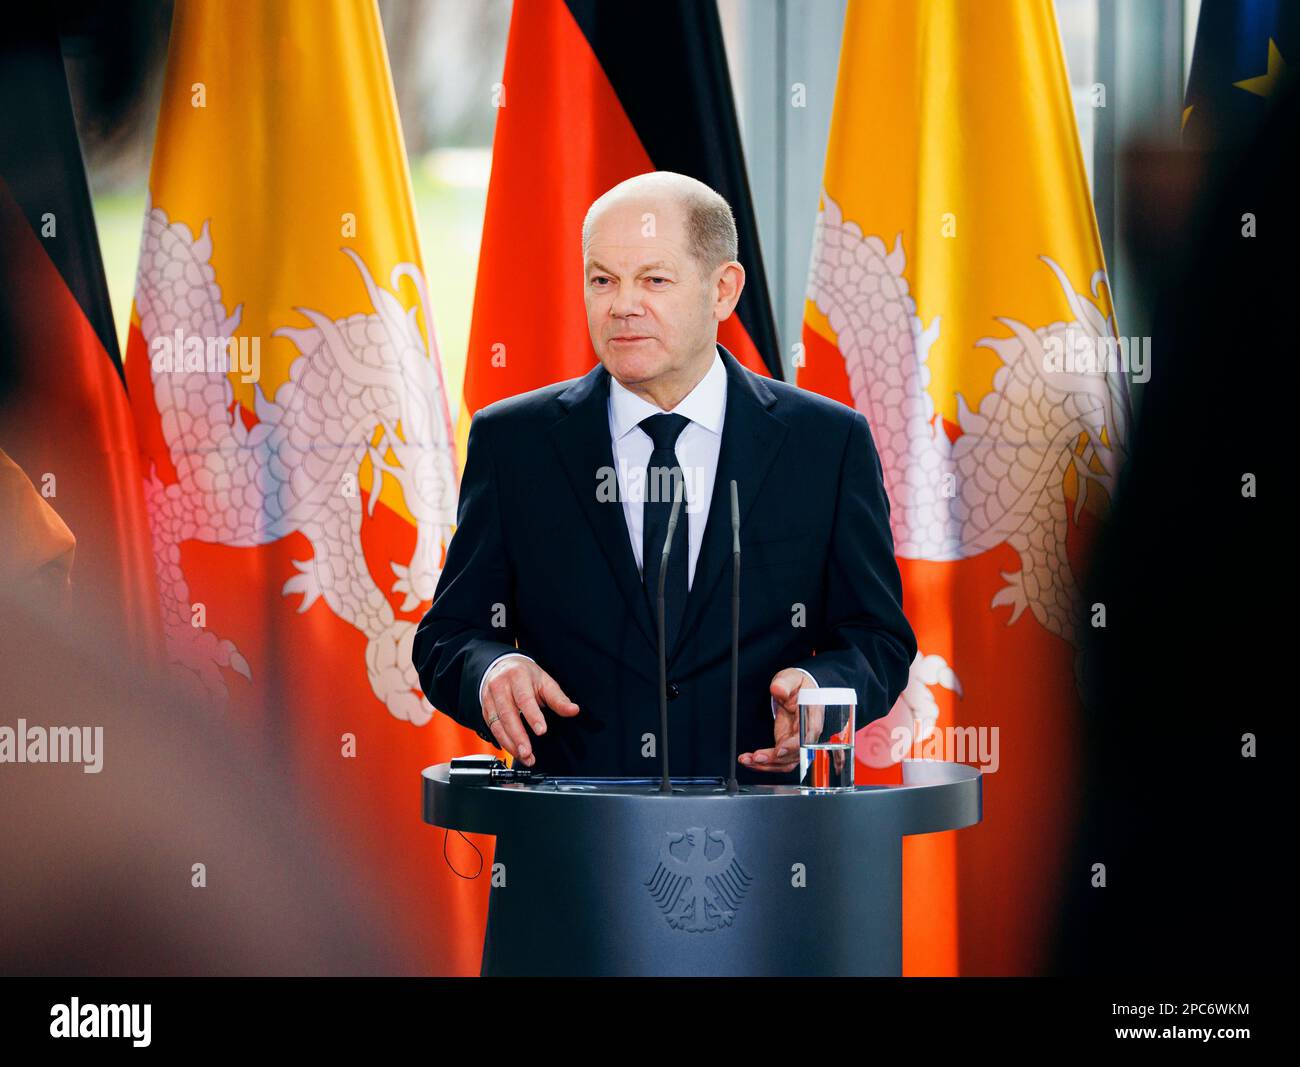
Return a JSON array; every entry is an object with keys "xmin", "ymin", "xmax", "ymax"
[
  {"xmin": 0, "ymin": 446, "xmax": 75, "ymax": 607},
  {"xmin": 0, "ymin": 582, "xmax": 421, "ymax": 976},
  {"xmin": 1054, "ymin": 76, "xmax": 1294, "ymax": 975}
]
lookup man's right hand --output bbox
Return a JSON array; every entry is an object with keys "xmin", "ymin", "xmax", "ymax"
[{"xmin": 481, "ymin": 657, "xmax": 580, "ymax": 767}]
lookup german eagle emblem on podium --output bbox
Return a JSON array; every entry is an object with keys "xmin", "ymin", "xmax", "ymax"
[{"xmin": 645, "ymin": 826, "xmax": 752, "ymax": 932}]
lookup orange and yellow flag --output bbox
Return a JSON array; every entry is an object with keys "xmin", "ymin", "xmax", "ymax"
[
  {"xmin": 124, "ymin": 0, "xmax": 475, "ymax": 972},
  {"xmin": 800, "ymin": 0, "xmax": 1131, "ymax": 975}
]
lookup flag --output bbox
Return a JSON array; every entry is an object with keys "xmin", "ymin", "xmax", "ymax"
[
  {"xmin": 800, "ymin": 0, "xmax": 1131, "ymax": 975},
  {"xmin": 0, "ymin": 15, "xmax": 160, "ymax": 649},
  {"xmin": 124, "ymin": 0, "xmax": 472, "ymax": 973},
  {"xmin": 1183, "ymin": 0, "xmax": 1296, "ymax": 148},
  {"xmin": 461, "ymin": 0, "xmax": 782, "ymax": 458}
]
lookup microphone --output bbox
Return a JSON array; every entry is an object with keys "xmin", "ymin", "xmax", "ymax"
[
  {"xmin": 656, "ymin": 473, "xmax": 685, "ymax": 794},
  {"xmin": 727, "ymin": 480, "xmax": 741, "ymax": 794}
]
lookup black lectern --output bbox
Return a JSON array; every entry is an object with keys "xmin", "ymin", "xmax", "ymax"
[{"xmin": 422, "ymin": 759, "xmax": 982, "ymax": 976}]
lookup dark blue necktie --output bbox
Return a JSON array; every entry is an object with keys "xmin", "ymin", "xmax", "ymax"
[{"xmin": 639, "ymin": 413, "xmax": 690, "ymax": 654}]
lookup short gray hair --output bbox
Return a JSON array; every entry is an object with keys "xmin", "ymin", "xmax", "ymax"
[{"xmin": 582, "ymin": 171, "xmax": 739, "ymax": 275}]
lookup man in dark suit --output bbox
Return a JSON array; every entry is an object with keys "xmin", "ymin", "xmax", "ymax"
[{"xmin": 413, "ymin": 171, "xmax": 915, "ymax": 785}]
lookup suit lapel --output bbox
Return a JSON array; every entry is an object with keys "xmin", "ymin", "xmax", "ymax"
[
  {"xmin": 545, "ymin": 345, "xmax": 787, "ymax": 665},
  {"xmin": 547, "ymin": 361, "xmax": 660, "ymax": 653},
  {"xmin": 669, "ymin": 345, "xmax": 786, "ymax": 662}
]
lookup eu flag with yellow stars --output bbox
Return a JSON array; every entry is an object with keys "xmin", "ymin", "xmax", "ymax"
[{"xmin": 1183, "ymin": 0, "xmax": 1295, "ymax": 148}]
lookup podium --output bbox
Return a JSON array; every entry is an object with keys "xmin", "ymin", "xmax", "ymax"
[{"xmin": 422, "ymin": 759, "xmax": 982, "ymax": 976}]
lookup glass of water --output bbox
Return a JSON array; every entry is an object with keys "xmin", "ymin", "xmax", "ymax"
[{"xmin": 797, "ymin": 687, "xmax": 857, "ymax": 791}]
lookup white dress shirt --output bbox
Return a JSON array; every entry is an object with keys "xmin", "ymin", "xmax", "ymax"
[
  {"xmin": 478, "ymin": 346, "xmax": 814, "ymax": 718},
  {"xmin": 609, "ymin": 343, "xmax": 727, "ymax": 587}
]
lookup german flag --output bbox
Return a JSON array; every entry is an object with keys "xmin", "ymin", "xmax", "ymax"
[
  {"xmin": 0, "ymin": 14, "xmax": 159, "ymax": 649},
  {"xmin": 460, "ymin": 0, "xmax": 781, "ymax": 461}
]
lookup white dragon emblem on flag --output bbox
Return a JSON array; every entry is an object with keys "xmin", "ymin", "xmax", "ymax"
[
  {"xmin": 806, "ymin": 192, "xmax": 1131, "ymax": 766},
  {"xmin": 133, "ymin": 195, "xmax": 456, "ymax": 724}
]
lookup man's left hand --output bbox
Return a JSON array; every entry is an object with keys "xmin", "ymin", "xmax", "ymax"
[{"xmin": 738, "ymin": 668, "xmax": 816, "ymax": 774}]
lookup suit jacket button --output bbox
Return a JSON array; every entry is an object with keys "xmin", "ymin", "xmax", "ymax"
[{"xmin": 667, "ymin": 683, "xmax": 680, "ymax": 701}]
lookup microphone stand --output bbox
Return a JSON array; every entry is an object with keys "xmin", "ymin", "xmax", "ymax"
[
  {"xmin": 657, "ymin": 476, "xmax": 685, "ymax": 795},
  {"xmin": 727, "ymin": 480, "xmax": 741, "ymax": 794}
]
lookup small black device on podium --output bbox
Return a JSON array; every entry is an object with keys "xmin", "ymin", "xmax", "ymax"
[{"xmin": 448, "ymin": 754, "xmax": 545, "ymax": 785}]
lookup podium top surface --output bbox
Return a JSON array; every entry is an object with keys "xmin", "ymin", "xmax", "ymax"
[{"xmin": 422, "ymin": 758, "xmax": 982, "ymax": 838}]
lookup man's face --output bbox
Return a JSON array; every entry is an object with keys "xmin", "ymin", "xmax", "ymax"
[{"xmin": 583, "ymin": 197, "xmax": 720, "ymax": 391}]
